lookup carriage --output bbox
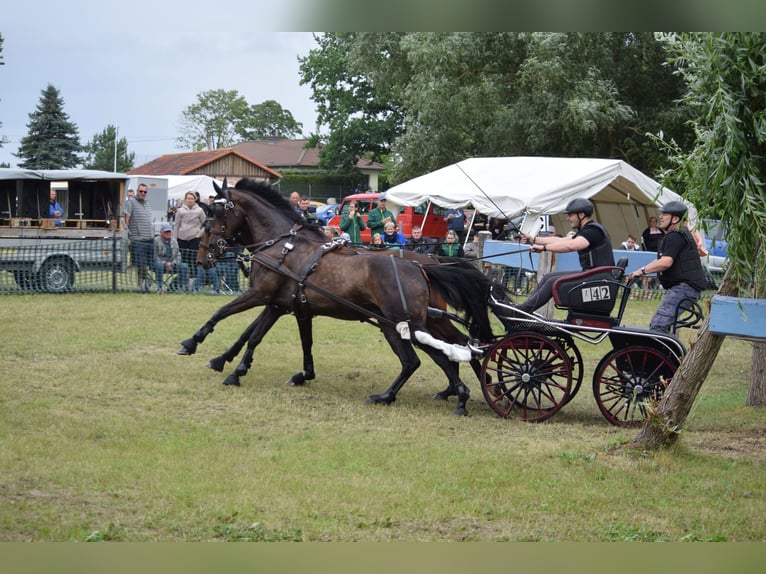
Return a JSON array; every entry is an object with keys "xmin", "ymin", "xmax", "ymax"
[
  {"xmin": 180, "ymin": 178, "xmax": 703, "ymax": 429},
  {"xmin": 478, "ymin": 260, "xmax": 703, "ymax": 427}
]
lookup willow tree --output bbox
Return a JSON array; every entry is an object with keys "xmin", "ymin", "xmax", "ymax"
[{"xmin": 633, "ymin": 33, "xmax": 766, "ymax": 449}]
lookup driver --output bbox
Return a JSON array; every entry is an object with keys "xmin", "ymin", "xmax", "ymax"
[
  {"xmin": 626, "ymin": 201, "xmax": 707, "ymax": 332},
  {"xmin": 515, "ymin": 198, "xmax": 614, "ymax": 314}
]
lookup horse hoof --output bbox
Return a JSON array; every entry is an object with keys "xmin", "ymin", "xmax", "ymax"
[
  {"xmin": 432, "ymin": 390, "xmax": 452, "ymax": 401},
  {"xmin": 207, "ymin": 357, "xmax": 226, "ymax": 372},
  {"xmin": 223, "ymin": 375, "xmax": 240, "ymax": 386},
  {"xmin": 178, "ymin": 339, "xmax": 197, "ymax": 355},
  {"xmin": 453, "ymin": 406, "xmax": 469, "ymax": 416},
  {"xmin": 286, "ymin": 372, "xmax": 306, "ymax": 386},
  {"xmin": 365, "ymin": 394, "xmax": 395, "ymax": 406}
]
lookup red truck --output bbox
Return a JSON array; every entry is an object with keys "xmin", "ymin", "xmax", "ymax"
[{"xmin": 326, "ymin": 192, "xmax": 450, "ymax": 244}]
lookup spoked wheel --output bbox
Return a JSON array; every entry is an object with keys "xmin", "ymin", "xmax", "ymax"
[
  {"xmin": 481, "ymin": 332, "xmax": 572, "ymax": 422},
  {"xmin": 550, "ymin": 334, "xmax": 583, "ymax": 405},
  {"xmin": 593, "ymin": 346, "xmax": 679, "ymax": 427}
]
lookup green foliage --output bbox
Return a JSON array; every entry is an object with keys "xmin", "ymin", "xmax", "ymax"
[
  {"xmin": 82, "ymin": 124, "xmax": 135, "ymax": 172},
  {"xmin": 15, "ymin": 84, "xmax": 82, "ymax": 169},
  {"xmin": 658, "ymin": 33, "xmax": 766, "ymax": 293},
  {"xmin": 300, "ymin": 32, "xmax": 693, "ymax": 183},
  {"xmin": 177, "ymin": 90, "xmax": 305, "ymax": 151},
  {"xmin": 237, "ymin": 100, "xmax": 303, "ymax": 140},
  {"xmin": 177, "ymin": 89, "xmax": 250, "ymax": 150},
  {"xmin": 299, "ymin": 33, "xmax": 407, "ymax": 174}
]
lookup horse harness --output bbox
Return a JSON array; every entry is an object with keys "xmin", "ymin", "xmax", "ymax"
[{"xmin": 209, "ymin": 218, "xmax": 413, "ymax": 329}]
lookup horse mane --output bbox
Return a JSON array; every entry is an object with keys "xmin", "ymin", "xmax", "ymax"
[{"xmin": 234, "ymin": 178, "xmax": 304, "ymax": 225}]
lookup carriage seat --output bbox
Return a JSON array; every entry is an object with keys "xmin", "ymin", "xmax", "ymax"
[{"xmin": 552, "ymin": 258, "xmax": 628, "ymax": 326}]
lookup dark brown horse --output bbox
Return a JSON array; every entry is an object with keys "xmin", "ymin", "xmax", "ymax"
[{"xmin": 177, "ymin": 178, "xmax": 494, "ymax": 415}]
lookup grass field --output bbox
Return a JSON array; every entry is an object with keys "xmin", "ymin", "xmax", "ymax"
[{"xmin": 1, "ymin": 292, "xmax": 764, "ymax": 541}]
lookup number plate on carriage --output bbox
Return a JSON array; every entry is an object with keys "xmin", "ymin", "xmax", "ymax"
[{"xmin": 581, "ymin": 285, "xmax": 612, "ymax": 302}]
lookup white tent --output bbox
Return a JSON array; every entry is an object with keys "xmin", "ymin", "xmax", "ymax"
[
  {"xmin": 384, "ymin": 157, "xmax": 693, "ymax": 243},
  {"xmin": 166, "ymin": 175, "xmax": 221, "ymax": 203}
]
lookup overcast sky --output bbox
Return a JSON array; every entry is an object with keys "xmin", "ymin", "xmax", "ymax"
[{"xmin": 0, "ymin": 1, "xmax": 319, "ymax": 168}]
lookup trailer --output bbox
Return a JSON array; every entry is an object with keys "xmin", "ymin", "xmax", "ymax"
[{"xmin": 0, "ymin": 168, "xmax": 129, "ymax": 292}]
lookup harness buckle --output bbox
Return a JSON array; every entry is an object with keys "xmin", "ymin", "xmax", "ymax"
[{"xmin": 282, "ymin": 241, "xmax": 295, "ymax": 255}]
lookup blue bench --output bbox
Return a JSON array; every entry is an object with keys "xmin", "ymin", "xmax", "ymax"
[{"xmin": 709, "ymin": 295, "xmax": 766, "ymax": 341}]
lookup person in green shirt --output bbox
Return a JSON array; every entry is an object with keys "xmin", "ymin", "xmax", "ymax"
[
  {"xmin": 339, "ymin": 200, "xmax": 366, "ymax": 245},
  {"xmin": 366, "ymin": 195, "xmax": 396, "ymax": 239}
]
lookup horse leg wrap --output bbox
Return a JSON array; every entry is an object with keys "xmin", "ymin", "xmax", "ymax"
[
  {"xmin": 413, "ymin": 330, "xmax": 472, "ymax": 362},
  {"xmin": 395, "ymin": 321, "xmax": 411, "ymax": 340}
]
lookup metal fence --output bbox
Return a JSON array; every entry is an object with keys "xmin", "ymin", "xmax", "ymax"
[{"xmin": 0, "ymin": 243, "xmax": 247, "ymax": 295}]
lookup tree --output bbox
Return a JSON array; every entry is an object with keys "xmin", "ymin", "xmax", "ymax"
[
  {"xmin": 299, "ymin": 33, "xmax": 408, "ymax": 174},
  {"xmin": 82, "ymin": 125, "xmax": 135, "ymax": 172},
  {"xmin": 15, "ymin": 84, "xmax": 82, "ymax": 169},
  {"xmin": 632, "ymin": 33, "xmax": 766, "ymax": 450},
  {"xmin": 177, "ymin": 89, "xmax": 249, "ymax": 150},
  {"xmin": 300, "ymin": 33, "xmax": 693, "ymax": 182},
  {"xmin": 236, "ymin": 100, "xmax": 303, "ymax": 140}
]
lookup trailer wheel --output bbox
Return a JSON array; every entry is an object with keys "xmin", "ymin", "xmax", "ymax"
[
  {"xmin": 40, "ymin": 259, "xmax": 75, "ymax": 293},
  {"xmin": 480, "ymin": 332, "xmax": 572, "ymax": 422},
  {"xmin": 593, "ymin": 346, "xmax": 679, "ymax": 427}
]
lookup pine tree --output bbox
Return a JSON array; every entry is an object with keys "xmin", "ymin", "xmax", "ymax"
[
  {"xmin": 16, "ymin": 84, "xmax": 82, "ymax": 169},
  {"xmin": 83, "ymin": 125, "xmax": 135, "ymax": 172}
]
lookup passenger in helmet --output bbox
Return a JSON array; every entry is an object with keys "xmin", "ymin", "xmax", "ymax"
[
  {"xmin": 627, "ymin": 201, "xmax": 707, "ymax": 332},
  {"xmin": 516, "ymin": 198, "xmax": 614, "ymax": 313}
]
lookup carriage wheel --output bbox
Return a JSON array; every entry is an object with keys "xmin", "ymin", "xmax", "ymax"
[
  {"xmin": 549, "ymin": 334, "xmax": 583, "ymax": 404},
  {"xmin": 480, "ymin": 332, "xmax": 572, "ymax": 422},
  {"xmin": 592, "ymin": 346, "xmax": 679, "ymax": 428}
]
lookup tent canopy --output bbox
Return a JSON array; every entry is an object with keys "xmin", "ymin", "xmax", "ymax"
[
  {"xmin": 165, "ymin": 175, "xmax": 221, "ymax": 202},
  {"xmin": 384, "ymin": 157, "xmax": 692, "ymax": 243}
]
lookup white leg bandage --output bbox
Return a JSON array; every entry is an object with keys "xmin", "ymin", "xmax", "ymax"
[{"xmin": 396, "ymin": 321, "xmax": 472, "ymax": 362}]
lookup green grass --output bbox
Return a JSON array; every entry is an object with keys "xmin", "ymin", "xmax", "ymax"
[{"xmin": 0, "ymin": 293, "xmax": 764, "ymax": 541}]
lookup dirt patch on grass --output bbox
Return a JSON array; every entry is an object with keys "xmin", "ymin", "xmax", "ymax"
[{"xmin": 684, "ymin": 428, "xmax": 766, "ymax": 464}]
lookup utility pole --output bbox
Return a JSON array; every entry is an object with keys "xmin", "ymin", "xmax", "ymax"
[{"xmin": 113, "ymin": 127, "xmax": 118, "ymax": 172}]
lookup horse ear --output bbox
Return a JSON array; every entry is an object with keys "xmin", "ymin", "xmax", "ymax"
[
  {"xmin": 221, "ymin": 178, "xmax": 230, "ymax": 200},
  {"xmin": 213, "ymin": 180, "xmax": 221, "ymax": 195}
]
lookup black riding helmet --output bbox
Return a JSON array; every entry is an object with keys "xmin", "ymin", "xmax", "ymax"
[
  {"xmin": 564, "ymin": 197, "xmax": 594, "ymax": 217},
  {"xmin": 659, "ymin": 200, "xmax": 688, "ymax": 218}
]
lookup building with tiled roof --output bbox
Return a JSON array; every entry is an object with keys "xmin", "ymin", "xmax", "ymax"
[
  {"xmin": 233, "ymin": 138, "xmax": 385, "ymax": 191},
  {"xmin": 128, "ymin": 148, "xmax": 281, "ymax": 183}
]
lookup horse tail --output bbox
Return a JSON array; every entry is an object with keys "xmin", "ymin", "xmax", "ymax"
[{"xmin": 423, "ymin": 261, "xmax": 494, "ymax": 342}]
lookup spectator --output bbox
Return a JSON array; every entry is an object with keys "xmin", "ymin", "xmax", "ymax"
[
  {"xmin": 124, "ymin": 183, "xmax": 155, "ymax": 292},
  {"xmin": 516, "ymin": 198, "xmax": 614, "ymax": 314},
  {"xmin": 640, "ymin": 216, "xmax": 665, "ymax": 298},
  {"xmin": 298, "ymin": 196, "xmax": 320, "ymax": 225},
  {"xmin": 463, "ymin": 231, "xmax": 481, "ymax": 265},
  {"xmin": 438, "ymin": 230, "xmax": 465, "ymax": 257},
  {"xmin": 381, "ymin": 222, "xmax": 406, "ymax": 249},
  {"xmin": 620, "ymin": 234, "xmax": 641, "ymax": 251},
  {"xmin": 289, "ymin": 191, "xmax": 301, "ymax": 215},
  {"xmin": 152, "ymin": 223, "xmax": 189, "ymax": 293},
  {"xmin": 370, "ymin": 233, "xmax": 386, "ymax": 250},
  {"xmin": 641, "ymin": 216, "xmax": 665, "ymax": 252},
  {"xmin": 627, "ymin": 201, "xmax": 707, "ymax": 332},
  {"xmin": 217, "ymin": 244, "xmax": 243, "ymax": 293},
  {"xmin": 406, "ymin": 225, "xmax": 435, "ymax": 254},
  {"xmin": 194, "ymin": 263, "xmax": 221, "ymax": 295},
  {"xmin": 48, "ymin": 188, "xmax": 64, "ymax": 227},
  {"xmin": 174, "ymin": 191, "xmax": 207, "ymax": 291},
  {"xmin": 443, "ymin": 207, "xmax": 467, "ymax": 242},
  {"xmin": 339, "ymin": 200, "xmax": 366, "ymax": 244},
  {"xmin": 366, "ymin": 195, "xmax": 396, "ymax": 238}
]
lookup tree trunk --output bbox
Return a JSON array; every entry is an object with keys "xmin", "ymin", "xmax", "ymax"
[
  {"xmin": 748, "ymin": 342, "xmax": 766, "ymax": 406},
  {"xmin": 631, "ymin": 274, "xmax": 739, "ymax": 450}
]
